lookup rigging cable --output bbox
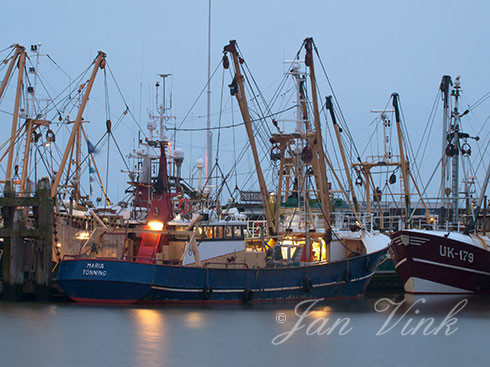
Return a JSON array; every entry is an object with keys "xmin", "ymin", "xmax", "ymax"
[
  {"xmin": 414, "ymin": 89, "xmax": 441, "ymax": 164},
  {"xmin": 169, "ymin": 60, "xmax": 223, "ymax": 142}
]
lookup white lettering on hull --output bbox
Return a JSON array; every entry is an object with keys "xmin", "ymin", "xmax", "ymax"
[
  {"xmin": 82, "ymin": 262, "xmax": 107, "ymax": 277},
  {"xmin": 439, "ymin": 245, "xmax": 474, "ymax": 263},
  {"xmin": 82, "ymin": 269, "xmax": 108, "ymax": 276}
]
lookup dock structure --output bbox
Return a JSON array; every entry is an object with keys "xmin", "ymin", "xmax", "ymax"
[{"xmin": 0, "ymin": 177, "xmax": 53, "ymax": 301}]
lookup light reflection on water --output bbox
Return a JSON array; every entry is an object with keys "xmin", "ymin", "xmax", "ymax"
[
  {"xmin": 131, "ymin": 309, "xmax": 167, "ymax": 366},
  {"xmin": 0, "ymin": 294, "xmax": 489, "ymax": 367}
]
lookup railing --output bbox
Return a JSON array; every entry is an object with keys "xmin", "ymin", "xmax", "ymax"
[
  {"xmin": 123, "ymin": 255, "xmax": 181, "ymax": 265},
  {"xmin": 245, "ymin": 220, "xmax": 268, "ymax": 238},
  {"xmin": 265, "ymin": 209, "xmax": 469, "ymax": 233},
  {"xmin": 278, "ymin": 211, "xmax": 373, "ymax": 233}
]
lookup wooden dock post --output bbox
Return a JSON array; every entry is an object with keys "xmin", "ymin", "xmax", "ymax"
[
  {"xmin": 1, "ymin": 181, "xmax": 25, "ymax": 301},
  {"xmin": 34, "ymin": 177, "xmax": 53, "ymax": 301},
  {"xmin": 0, "ymin": 177, "xmax": 54, "ymax": 301}
]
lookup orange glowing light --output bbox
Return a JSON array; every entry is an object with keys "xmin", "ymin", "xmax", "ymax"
[{"xmin": 148, "ymin": 220, "xmax": 164, "ymax": 231}]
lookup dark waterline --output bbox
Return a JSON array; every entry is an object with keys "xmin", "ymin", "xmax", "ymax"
[{"xmin": 1, "ymin": 292, "xmax": 489, "ymax": 367}]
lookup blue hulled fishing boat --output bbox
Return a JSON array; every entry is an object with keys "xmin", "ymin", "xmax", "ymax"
[
  {"xmin": 57, "ymin": 248, "xmax": 386, "ymax": 304},
  {"xmin": 57, "ymin": 143, "xmax": 387, "ymax": 304},
  {"xmin": 57, "ymin": 38, "xmax": 389, "ymax": 304}
]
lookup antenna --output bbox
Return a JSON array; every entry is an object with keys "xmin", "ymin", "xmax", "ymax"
[{"xmin": 371, "ymin": 109, "xmax": 394, "ymax": 162}]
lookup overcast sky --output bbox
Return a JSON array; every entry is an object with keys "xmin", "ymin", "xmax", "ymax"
[{"xmin": 1, "ymin": 0, "xmax": 489, "ymax": 203}]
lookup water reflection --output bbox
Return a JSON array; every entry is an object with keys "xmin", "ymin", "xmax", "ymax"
[
  {"xmin": 184, "ymin": 311, "xmax": 205, "ymax": 329},
  {"xmin": 1, "ymin": 294, "xmax": 489, "ymax": 367},
  {"xmin": 130, "ymin": 308, "xmax": 168, "ymax": 367},
  {"xmin": 309, "ymin": 306, "xmax": 332, "ymax": 319}
]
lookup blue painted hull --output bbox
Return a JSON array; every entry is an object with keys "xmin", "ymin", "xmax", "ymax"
[{"xmin": 57, "ymin": 248, "xmax": 387, "ymax": 304}]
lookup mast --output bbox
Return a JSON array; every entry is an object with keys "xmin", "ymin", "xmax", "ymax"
[
  {"xmin": 223, "ymin": 40, "xmax": 275, "ymax": 234},
  {"xmin": 440, "ymin": 75, "xmax": 452, "ymax": 214},
  {"xmin": 205, "ymin": 0, "xmax": 212, "ymax": 182},
  {"xmin": 51, "ymin": 51, "xmax": 106, "ymax": 197},
  {"xmin": 295, "ymin": 63, "xmax": 360, "ymax": 223},
  {"xmin": 450, "ymin": 77, "xmax": 462, "ymax": 225},
  {"xmin": 26, "ymin": 43, "xmax": 41, "ymax": 118},
  {"xmin": 326, "ymin": 95, "xmax": 359, "ymax": 215},
  {"xmin": 158, "ymin": 73, "xmax": 171, "ymax": 141},
  {"xmin": 75, "ymin": 128, "xmax": 81, "ymax": 204},
  {"xmin": 6, "ymin": 47, "xmax": 27, "ymax": 181},
  {"xmin": 0, "ymin": 45, "xmax": 23, "ymax": 104},
  {"xmin": 20, "ymin": 44, "xmax": 40, "ymax": 194},
  {"xmin": 304, "ymin": 38, "xmax": 331, "ymax": 234},
  {"xmin": 392, "ymin": 93, "xmax": 411, "ymax": 226}
]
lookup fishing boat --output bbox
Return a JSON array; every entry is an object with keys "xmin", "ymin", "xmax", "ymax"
[
  {"xmin": 390, "ymin": 228, "xmax": 490, "ymax": 294},
  {"xmin": 56, "ymin": 38, "xmax": 389, "ymax": 304},
  {"xmin": 56, "ymin": 143, "xmax": 388, "ymax": 304},
  {"xmin": 390, "ymin": 76, "xmax": 490, "ymax": 294}
]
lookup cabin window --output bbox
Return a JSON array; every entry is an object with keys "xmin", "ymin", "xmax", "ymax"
[
  {"xmin": 214, "ymin": 226, "xmax": 223, "ymax": 240},
  {"xmin": 233, "ymin": 226, "xmax": 243, "ymax": 239},
  {"xmin": 224, "ymin": 226, "xmax": 233, "ymax": 239},
  {"xmin": 200, "ymin": 226, "xmax": 213, "ymax": 240}
]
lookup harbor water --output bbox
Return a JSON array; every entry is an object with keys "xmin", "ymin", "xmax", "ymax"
[{"xmin": 0, "ymin": 292, "xmax": 489, "ymax": 367}]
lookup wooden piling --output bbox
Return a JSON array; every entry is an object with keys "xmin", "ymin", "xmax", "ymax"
[
  {"xmin": 1, "ymin": 181, "xmax": 25, "ymax": 301},
  {"xmin": 0, "ymin": 177, "xmax": 54, "ymax": 301},
  {"xmin": 34, "ymin": 177, "xmax": 53, "ymax": 301}
]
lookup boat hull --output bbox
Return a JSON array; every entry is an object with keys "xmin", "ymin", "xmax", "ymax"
[
  {"xmin": 390, "ymin": 230, "xmax": 490, "ymax": 294},
  {"xmin": 57, "ymin": 248, "xmax": 387, "ymax": 304}
]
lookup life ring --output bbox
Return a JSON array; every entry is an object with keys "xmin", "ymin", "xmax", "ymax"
[
  {"xmin": 202, "ymin": 285, "xmax": 213, "ymax": 300},
  {"xmin": 302, "ymin": 277, "xmax": 313, "ymax": 292},
  {"xmin": 253, "ymin": 222, "xmax": 262, "ymax": 237},
  {"xmin": 242, "ymin": 289, "xmax": 254, "ymax": 303},
  {"xmin": 224, "ymin": 226, "xmax": 232, "ymax": 237},
  {"xmin": 178, "ymin": 198, "xmax": 192, "ymax": 216}
]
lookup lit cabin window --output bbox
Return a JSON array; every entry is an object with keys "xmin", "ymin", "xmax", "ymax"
[
  {"xmin": 214, "ymin": 226, "xmax": 223, "ymax": 240},
  {"xmin": 224, "ymin": 226, "xmax": 233, "ymax": 239},
  {"xmin": 233, "ymin": 226, "xmax": 243, "ymax": 239},
  {"xmin": 200, "ymin": 226, "xmax": 213, "ymax": 240}
]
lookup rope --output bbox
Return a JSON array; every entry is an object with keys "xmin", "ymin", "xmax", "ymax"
[
  {"xmin": 313, "ymin": 40, "xmax": 363, "ymax": 164},
  {"xmin": 171, "ymin": 105, "xmax": 296, "ymax": 131},
  {"xmin": 170, "ymin": 60, "xmax": 223, "ymax": 142},
  {"xmin": 414, "ymin": 89, "xmax": 441, "ymax": 163}
]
